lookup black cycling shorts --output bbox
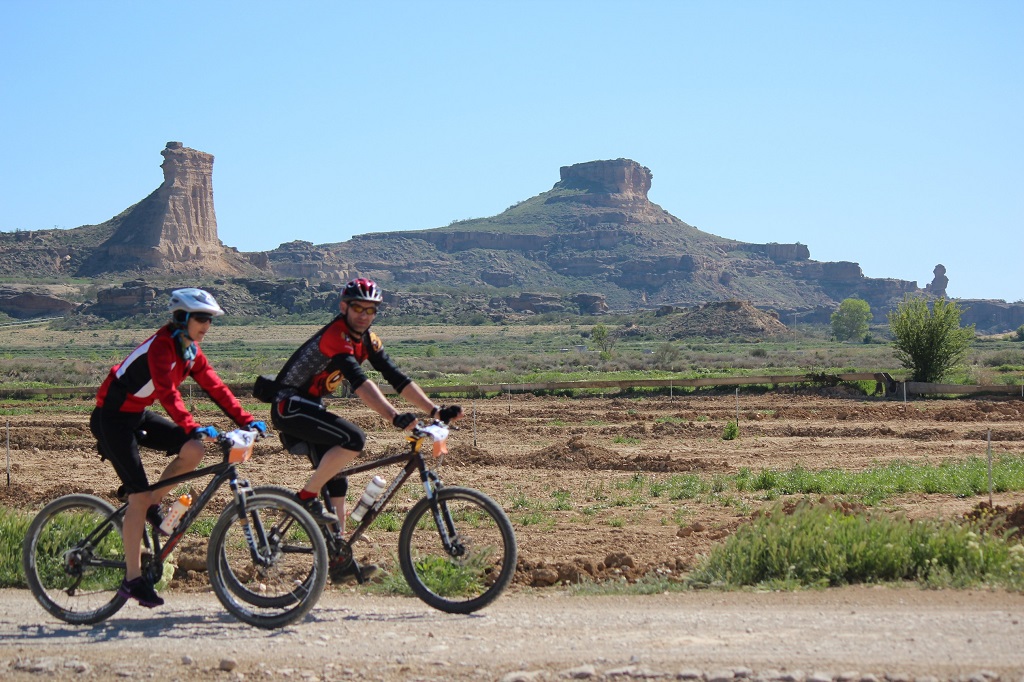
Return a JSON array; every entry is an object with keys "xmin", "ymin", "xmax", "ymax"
[
  {"xmin": 271, "ymin": 395, "xmax": 366, "ymax": 497},
  {"xmin": 89, "ymin": 407, "xmax": 191, "ymax": 495}
]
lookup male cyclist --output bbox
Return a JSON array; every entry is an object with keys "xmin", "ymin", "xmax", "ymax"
[
  {"xmin": 268, "ymin": 277, "xmax": 461, "ymax": 582},
  {"xmin": 90, "ymin": 288, "xmax": 266, "ymax": 607}
]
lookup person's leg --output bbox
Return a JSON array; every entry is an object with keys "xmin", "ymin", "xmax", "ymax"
[
  {"xmin": 301, "ymin": 444, "xmax": 358, "ymax": 497},
  {"xmin": 123, "ymin": 493, "xmax": 148, "ymax": 581},
  {"xmin": 137, "ymin": 412, "xmax": 203, "ymax": 507},
  {"xmin": 92, "ymin": 408, "xmax": 166, "ymax": 607},
  {"xmin": 273, "ymin": 396, "xmax": 366, "ymax": 525},
  {"xmin": 149, "ymin": 438, "xmax": 205, "ymax": 504},
  {"xmin": 91, "ymin": 409, "xmax": 149, "ymax": 579}
]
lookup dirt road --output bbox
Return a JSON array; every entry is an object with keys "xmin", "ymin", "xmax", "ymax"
[{"xmin": 2, "ymin": 587, "xmax": 1022, "ymax": 681}]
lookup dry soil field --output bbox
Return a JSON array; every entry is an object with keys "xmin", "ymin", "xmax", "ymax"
[{"xmin": 3, "ymin": 390, "xmax": 1024, "ymax": 586}]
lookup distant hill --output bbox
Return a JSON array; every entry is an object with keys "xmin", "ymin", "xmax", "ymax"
[
  {"xmin": 261, "ymin": 158, "xmax": 918, "ymax": 321},
  {"xmin": 2, "ymin": 146, "xmax": 1022, "ymax": 333},
  {"xmin": 646, "ymin": 301, "xmax": 791, "ymax": 341}
]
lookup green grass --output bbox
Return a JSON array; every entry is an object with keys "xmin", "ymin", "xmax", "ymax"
[
  {"xmin": 689, "ymin": 501, "xmax": 1024, "ymax": 591},
  {"xmin": 401, "ymin": 551, "xmax": 493, "ymax": 597},
  {"xmin": 0, "ymin": 508, "xmax": 30, "ymax": 587},
  {"xmin": 734, "ymin": 456, "xmax": 1024, "ymax": 504},
  {"xmin": 370, "ymin": 511, "xmax": 401, "ymax": 532},
  {"xmin": 570, "ymin": 501, "xmax": 1024, "ymax": 595}
]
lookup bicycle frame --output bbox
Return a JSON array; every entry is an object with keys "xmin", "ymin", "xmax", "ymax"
[
  {"xmin": 317, "ymin": 429, "xmax": 446, "ymax": 560},
  {"xmin": 92, "ymin": 454, "xmax": 271, "ymax": 582}
]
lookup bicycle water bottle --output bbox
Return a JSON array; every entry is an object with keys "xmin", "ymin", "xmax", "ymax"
[
  {"xmin": 349, "ymin": 476, "xmax": 386, "ymax": 524},
  {"xmin": 160, "ymin": 494, "xmax": 192, "ymax": 534}
]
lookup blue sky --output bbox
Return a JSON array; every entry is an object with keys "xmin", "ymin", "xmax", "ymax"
[{"xmin": 2, "ymin": 1, "xmax": 1021, "ymax": 302}]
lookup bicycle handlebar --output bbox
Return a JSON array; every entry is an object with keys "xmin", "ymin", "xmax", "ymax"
[{"xmin": 213, "ymin": 428, "xmax": 263, "ymax": 463}]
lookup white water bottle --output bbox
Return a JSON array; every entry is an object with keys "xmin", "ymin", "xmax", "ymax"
[
  {"xmin": 159, "ymin": 494, "xmax": 192, "ymax": 535},
  {"xmin": 349, "ymin": 476, "xmax": 386, "ymax": 524}
]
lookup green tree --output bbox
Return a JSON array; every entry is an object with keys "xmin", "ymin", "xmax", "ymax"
[
  {"xmin": 888, "ymin": 296, "xmax": 975, "ymax": 383},
  {"xmin": 590, "ymin": 323, "xmax": 615, "ymax": 354},
  {"xmin": 831, "ymin": 298, "xmax": 872, "ymax": 342}
]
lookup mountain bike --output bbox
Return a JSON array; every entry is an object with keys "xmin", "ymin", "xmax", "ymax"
[
  {"xmin": 248, "ymin": 420, "xmax": 517, "ymax": 614},
  {"xmin": 22, "ymin": 429, "xmax": 328, "ymax": 629}
]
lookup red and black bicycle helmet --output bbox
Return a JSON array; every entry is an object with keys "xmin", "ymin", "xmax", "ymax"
[{"xmin": 341, "ymin": 277, "xmax": 384, "ymax": 303}]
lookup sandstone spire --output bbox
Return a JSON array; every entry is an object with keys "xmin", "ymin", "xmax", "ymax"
[{"xmin": 82, "ymin": 141, "xmax": 227, "ymax": 273}]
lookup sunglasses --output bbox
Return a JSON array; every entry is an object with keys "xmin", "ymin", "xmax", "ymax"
[
  {"xmin": 190, "ymin": 314, "xmax": 214, "ymax": 324},
  {"xmin": 347, "ymin": 302, "xmax": 378, "ymax": 316}
]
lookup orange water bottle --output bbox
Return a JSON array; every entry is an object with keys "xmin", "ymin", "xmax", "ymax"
[{"xmin": 159, "ymin": 494, "xmax": 192, "ymax": 534}]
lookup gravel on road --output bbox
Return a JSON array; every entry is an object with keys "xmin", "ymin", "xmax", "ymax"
[{"xmin": 1, "ymin": 586, "xmax": 1022, "ymax": 681}]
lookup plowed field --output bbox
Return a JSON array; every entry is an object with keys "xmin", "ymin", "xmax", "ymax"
[{"xmin": 4, "ymin": 390, "xmax": 1023, "ymax": 589}]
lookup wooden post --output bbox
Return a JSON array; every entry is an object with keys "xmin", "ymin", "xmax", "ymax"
[
  {"xmin": 987, "ymin": 430, "xmax": 993, "ymax": 507},
  {"xmin": 735, "ymin": 387, "xmax": 740, "ymax": 436}
]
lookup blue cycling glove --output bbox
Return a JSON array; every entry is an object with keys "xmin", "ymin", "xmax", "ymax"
[
  {"xmin": 192, "ymin": 425, "xmax": 220, "ymax": 440},
  {"xmin": 247, "ymin": 421, "xmax": 268, "ymax": 435}
]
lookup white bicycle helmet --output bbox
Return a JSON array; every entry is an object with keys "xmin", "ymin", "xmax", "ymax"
[{"xmin": 168, "ymin": 288, "xmax": 225, "ymax": 317}]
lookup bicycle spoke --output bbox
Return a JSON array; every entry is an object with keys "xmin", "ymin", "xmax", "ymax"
[
  {"xmin": 23, "ymin": 495, "xmax": 128, "ymax": 625},
  {"xmin": 207, "ymin": 492, "xmax": 327, "ymax": 629},
  {"xmin": 399, "ymin": 487, "xmax": 516, "ymax": 614}
]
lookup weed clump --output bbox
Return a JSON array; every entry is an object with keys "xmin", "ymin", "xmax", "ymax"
[{"xmin": 689, "ymin": 500, "xmax": 1024, "ymax": 591}]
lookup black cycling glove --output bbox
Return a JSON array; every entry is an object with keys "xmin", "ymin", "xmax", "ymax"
[
  {"xmin": 392, "ymin": 412, "xmax": 417, "ymax": 429},
  {"xmin": 437, "ymin": 405, "xmax": 462, "ymax": 423}
]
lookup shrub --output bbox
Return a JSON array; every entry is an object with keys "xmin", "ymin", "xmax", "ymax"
[
  {"xmin": 690, "ymin": 501, "xmax": 1024, "ymax": 591},
  {"xmin": 591, "ymin": 323, "xmax": 615, "ymax": 354},
  {"xmin": 888, "ymin": 296, "xmax": 975, "ymax": 383},
  {"xmin": 722, "ymin": 420, "xmax": 739, "ymax": 440}
]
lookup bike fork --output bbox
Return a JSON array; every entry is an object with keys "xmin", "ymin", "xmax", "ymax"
[{"xmin": 230, "ymin": 480, "xmax": 275, "ymax": 568}]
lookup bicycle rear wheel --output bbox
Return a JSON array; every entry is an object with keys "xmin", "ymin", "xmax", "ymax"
[
  {"xmin": 207, "ymin": 492, "xmax": 327, "ymax": 629},
  {"xmin": 22, "ymin": 494, "xmax": 128, "ymax": 625},
  {"xmin": 399, "ymin": 486, "xmax": 517, "ymax": 614}
]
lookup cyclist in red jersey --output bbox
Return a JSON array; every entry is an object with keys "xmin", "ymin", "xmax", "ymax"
[
  {"xmin": 268, "ymin": 278, "xmax": 462, "ymax": 582},
  {"xmin": 90, "ymin": 288, "xmax": 266, "ymax": 607}
]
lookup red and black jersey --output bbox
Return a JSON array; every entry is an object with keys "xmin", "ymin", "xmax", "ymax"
[
  {"xmin": 275, "ymin": 315, "xmax": 410, "ymax": 401},
  {"xmin": 95, "ymin": 325, "xmax": 254, "ymax": 433}
]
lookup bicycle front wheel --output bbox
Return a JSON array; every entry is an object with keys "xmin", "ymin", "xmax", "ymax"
[
  {"xmin": 22, "ymin": 494, "xmax": 128, "ymax": 625},
  {"xmin": 207, "ymin": 492, "xmax": 327, "ymax": 629},
  {"xmin": 399, "ymin": 486, "xmax": 517, "ymax": 614}
]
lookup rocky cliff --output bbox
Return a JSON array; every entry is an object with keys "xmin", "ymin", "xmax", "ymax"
[{"xmin": 4, "ymin": 151, "xmax": 1023, "ymax": 332}]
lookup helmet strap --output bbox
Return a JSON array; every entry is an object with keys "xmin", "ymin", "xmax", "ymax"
[{"xmin": 171, "ymin": 327, "xmax": 198, "ymax": 360}]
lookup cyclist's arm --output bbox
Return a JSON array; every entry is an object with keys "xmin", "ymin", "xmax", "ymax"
[
  {"xmin": 190, "ymin": 350, "xmax": 256, "ymax": 427},
  {"xmin": 352, "ymin": 380, "xmax": 404, "ymax": 424},
  {"xmin": 397, "ymin": 381, "xmax": 439, "ymax": 415},
  {"xmin": 367, "ymin": 346, "xmax": 437, "ymax": 415},
  {"xmin": 367, "ymin": 347, "xmax": 411, "ymax": 394},
  {"xmin": 148, "ymin": 335, "xmax": 200, "ymax": 432},
  {"xmin": 336, "ymin": 354, "xmax": 399, "ymax": 423}
]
